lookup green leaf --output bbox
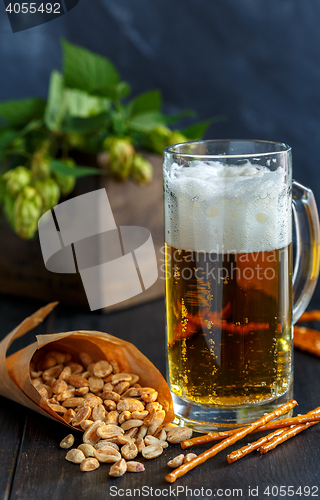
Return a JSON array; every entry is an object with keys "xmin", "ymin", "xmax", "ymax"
[
  {"xmin": 50, "ymin": 159, "xmax": 102, "ymax": 178},
  {"xmin": 0, "ymin": 129, "xmax": 17, "ymax": 150},
  {"xmin": 44, "ymin": 71, "xmax": 66, "ymax": 132},
  {"xmin": 63, "ymin": 88, "xmax": 110, "ymax": 118},
  {"xmin": 162, "ymin": 109, "xmax": 196, "ymax": 124},
  {"xmin": 0, "ymin": 98, "xmax": 46, "ymax": 126},
  {"xmin": 62, "ymin": 39, "xmax": 120, "ymax": 94},
  {"xmin": 128, "ymin": 111, "xmax": 164, "ymax": 132},
  {"xmin": 62, "ymin": 112, "xmax": 110, "ymax": 134},
  {"xmin": 94, "ymin": 82, "xmax": 131, "ymax": 100},
  {"xmin": 127, "ymin": 90, "xmax": 162, "ymax": 118},
  {"xmin": 182, "ymin": 116, "xmax": 226, "ymax": 140}
]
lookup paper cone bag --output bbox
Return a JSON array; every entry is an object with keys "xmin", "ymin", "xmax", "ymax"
[{"xmin": 0, "ymin": 302, "xmax": 174, "ymax": 428}]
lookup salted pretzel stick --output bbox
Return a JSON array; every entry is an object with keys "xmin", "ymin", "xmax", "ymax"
[
  {"xmin": 181, "ymin": 408, "xmax": 320, "ymax": 449},
  {"xmin": 298, "ymin": 310, "xmax": 320, "ymax": 323},
  {"xmin": 226, "ymin": 407, "xmax": 320, "ymax": 462},
  {"xmin": 226, "ymin": 427, "xmax": 287, "ymax": 464},
  {"xmin": 260, "ymin": 421, "xmax": 318, "ymax": 454},
  {"xmin": 294, "ymin": 326, "xmax": 320, "ymax": 357},
  {"xmin": 165, "ymin": 400, "xmax": 297, "ymax": 483}
]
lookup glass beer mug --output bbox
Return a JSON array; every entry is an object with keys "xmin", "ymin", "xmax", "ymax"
[{"xmin": 163, "ymin": 140, "xmax": 320, "ymax": 431}]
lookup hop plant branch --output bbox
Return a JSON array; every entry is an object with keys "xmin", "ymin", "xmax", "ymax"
[{"xmin": 0, "ymin": 39, "xmax": 220, "ymax": 239}]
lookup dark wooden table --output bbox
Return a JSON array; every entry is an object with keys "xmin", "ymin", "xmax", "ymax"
[{"xmin": 1, "ymin": 295, "xmax": 319, "ymax": 500}]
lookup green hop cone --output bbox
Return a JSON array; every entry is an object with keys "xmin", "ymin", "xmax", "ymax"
[
  {"xmin": 3, "ymin": 166, "xmax": 32, "ymax": 198},
  {"xmin": 34, "ymin": 178, "xmax": 60, "ymax": 213},
  {"xmin": 31, "ymin": 154, "xmax": 51, "ymax": 180},
  {"xmin": 14, "ymin": 186, "xmax": 43, "ymax": 240},
  {"xmin": 66, "ymin": 133, "xmax": 87, "ymax": 151},
  {"xmin": 104, "ymin": 137, "xmax": 135, "ymax": 182},
  {"xmin": 130, "ymin": 154, "xmax": 153, "ymax": 185},
  {"xmin": 54, "ymin": 158, "xmax": 76, "ymax": 196},
  {"xmin": 147, "ymin": 125, "xmax": 171, "ymax": 155},
  {"xmin": 168, "ymin": 131, "xmax": 188, "ymax": 146}
]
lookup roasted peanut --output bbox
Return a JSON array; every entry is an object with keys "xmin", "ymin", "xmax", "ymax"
[
  {"xmin": 65, "ymin": 449, "xmax": 85, "ymax": 464},
  {"xmin": 184, "ymin": 453, "xmax": 197, "ymax": 463},
  {"xmin": 167, "ymin": 454, "xmax": 184, "ymax": 468},
  {"xmin": 52, "ymin": 379, "xmax": 68, "ymax": 395},
  {"xmin": 72, "ymin": 406, "xmax": 92, "ymax": 427},
  {"xmin": 78, "ymin": 443, "xmax": 95, "ymax": 457},
  {"xmin": 47, "ymin": 351, "xmax": 66, "ymax": 364},
  {"xmin": 118, "ymin": 411, "xmax": 132, "ymax": 424},
  {"xmin": 109, "ymin": 458, "xmax": 127, "ymax": 477},
  {"xmin": 42, "ymin": 356, "xmax": 57, "ymax": 370},
  {"xmin": 79, "ymin": 352, "xmax": 93, "ymax": 368},
  {"xmin": 142, "ymin": 445, "xmax": 163, "ymax": 459},
  {"xmin": 121, "ymin": 419, "xmax": 144, "ymax": 431},
  {"xmin": 132, "ymin": 410, "xmax": 149, "ymax": 420},
  {"xmin": 69, "ymin": 375, "xmax": 90, "ymax": 388},
  {"xmin": 101, "ymin": 391, "xmax": 120, "ymax": 403},
  {"xmin": 128, "ymin": 374, "xmax": 139, "ymax": 385},
  {"xmin": 93, "ymin": 447, "xmax": 121, "ymax": 463},
  {"xmin": 80, "ymin": 457, "xmax": 100, "ymax": 472},
  {"xmin": 135, "ymin": 437, "xmax": 145, "ymax": 452},
  {"xmin": 63, "ymin": 409, "xmax": 76, "ymax": 424},
  {"xmin": 136, "ymin": 425, "xmax": 148, "ymax": 440},
  {"xmin": 56, "ymin": 390, "xmax": 75, "ymax": 402},
  {"xmin": 113, "ymin": 381, "xmax": 130, "ymax": 395},
  {"xmin": 103, "ymin": 383, "xmax": 114, "ymax": 392},
  {"xmin": 48, "ymin": 403, "xmax": 66, "ymax": 414},
  {"xmin": 121, "ymin": 442, "xmax": 138, "ymax": 460},
  {"xmin": 83, "ymin": 420, "xmax": 105, "ymax": 446},
  {"xmin": 95, "ymin": 441, "xmax": 119, "ymax": 452},
  {"xmin": 140, "ymin": 388, "xmax": 158, "ymax": 403},
  {"xmin": 105, "ymin": 411, "xmax": 119, "ymax": 426},
  {"xmin": 60, "ymin": 434, "xmax": 74, "ymax": 449},
  {"xmin": 75, "ymin": 387, "xmax": 89, "ymax": 396},
  {"xmin": 126, "ymin": 461, "xmax": 145, "ymax": 473},
  {"xmin": 111, "ymin": 373, "xmax": 132, "ymax": 385},
  {"xmin": 93, "ymin": 361, "xmax": 112, "ymax": 378},
  {"xmin": 58, "ymin": 366, "xmax": 71, "ymax": 382},
  {"xmin": 88, "ymin": 377, "xmax": 104, "ymax": 393},
  {"xmin": 109, "ymin": 359, "xmax": 120, "ymax": 374},
  {"xmin": 144, "ymin": 435, "xmax": 168, "ymax": 448},
  {"xmin": 166, "ymin": 427, "xmax": 193, "ymax": 444},
  {"xmin": 117, "ymin": 399, "xmax": 145, "ymax": 412},
  {"xmin": 97, "ymin": 424, "xmax": 123, "ymax": 439},
  {"xmin": 43, "ymin": 364, "xmax": 64, "ymax": 381},
  {"xmin": 62, "ymin": 397, "xmax": 85, "ymax": 408},
  {"xmin": 92, "ymin": 404, "xmax": 106, "ymax": 422},
  {"xmin": 147, "ymin": 410, "xmax": 165, "ymax": 435},
  {"xmin": 80, "ymin": 420, "xmax": 94, "ymax": 431},
  {"xmin": 103, "ymin": 400, "xmax": 117, "ymax": 411},
  {"xmin": 66, "ymin": 362, "xmax": 83, "ymax": 375},
  {"xmin": 116, "ymin": 434, "xmax": 135, "ymax": 446}
]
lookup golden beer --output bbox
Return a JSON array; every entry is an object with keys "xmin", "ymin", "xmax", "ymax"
[
  {"xmin": 164, "ymin": 140, "xmax": 319, "ymax": 429},
  {"xmin": 165, "ymin": 244, "xmax": 293, "ymax": 406}
]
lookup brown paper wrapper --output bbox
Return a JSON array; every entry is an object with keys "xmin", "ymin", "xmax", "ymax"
[{"xmin": 0, "ymin": 302, "xmax": 174, "ymax": 428}]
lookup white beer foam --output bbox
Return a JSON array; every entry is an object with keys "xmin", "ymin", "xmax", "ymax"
[{"xmin": 164, "ymin": 161, "xmax": 292, "ymax": 253}]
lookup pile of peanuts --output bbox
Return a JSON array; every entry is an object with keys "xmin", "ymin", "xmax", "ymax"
[{"xmin": 30, "ymin": 349, "xmax": 194, "ymax": 476}]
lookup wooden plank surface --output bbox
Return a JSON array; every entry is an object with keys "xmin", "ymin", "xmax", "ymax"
[{"xmin": 1, "ymin": 295, "xmax": 320, "ymax": 500}]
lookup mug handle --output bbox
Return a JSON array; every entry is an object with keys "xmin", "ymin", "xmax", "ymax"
[{"xmin": 292, "ymin": 180, "xmax": 320, "ymax": 324}]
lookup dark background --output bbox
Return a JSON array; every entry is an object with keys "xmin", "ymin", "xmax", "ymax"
[{"xmin": 1, "ymin": 0, "xmax": 320, "ymax": 304}]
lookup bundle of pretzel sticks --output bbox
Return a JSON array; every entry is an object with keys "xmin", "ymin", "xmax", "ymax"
[{"xmin": 165, "ymin": 400, "xmax": 320, "ymax": 483}]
